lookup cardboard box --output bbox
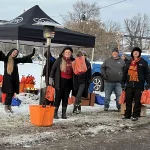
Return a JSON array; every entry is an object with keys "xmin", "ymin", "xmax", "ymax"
[
  {"xmin": 121, "ymin": 103, "xmax": 147, "ymax": 117},
  {"xmin": 81, "ymin": 93, "xmax": 95, "ymax": 106}
]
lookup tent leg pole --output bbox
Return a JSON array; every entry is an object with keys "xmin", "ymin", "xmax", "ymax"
[
  {"xmin": 91, "ymin": 48, "xmax": 95, "ymax": 68},
  {"xmin": 46, "ymin": 38, "xmax": 51, "ymax": 86},
  {"xmin": 17, "ymin": 40, "xmax": 19, "ymax": 50},
  {"xmin": 39, "ymin": 44, "xmax": 46, "ymax": 105}
]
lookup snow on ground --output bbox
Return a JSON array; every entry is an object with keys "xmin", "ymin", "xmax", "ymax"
[
  {"xmin": 0, "ymin": 61, "xmax": 43, "ymax": 88},
  {"xmin": 0, "ymin": 62, "xmax": 150, "ymax": 148}
]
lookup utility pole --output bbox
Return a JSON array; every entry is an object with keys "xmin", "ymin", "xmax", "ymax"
[
  {"xmin": 115, "ymin": 32, "xmax": 124, "ymax": 51},
  {"xmin": 81, "ymin": 13, "xmax": 86, "ymax": 33}
]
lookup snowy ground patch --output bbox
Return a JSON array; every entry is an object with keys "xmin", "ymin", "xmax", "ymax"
[{"xmin": 0, "ymin": 63, "xmax": 150, "ymax": 148}]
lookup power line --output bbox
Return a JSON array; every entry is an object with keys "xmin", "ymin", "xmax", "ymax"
[
  {"xmin": 97, "ymin": 0, "xmax": 127, "ymax": 10},
  {"xmin": 85, "ymin": 0, "xmax": 128, "ymax": 14},
  {"xmin": 50, "ymin": 0, "xmax": 129, "ymax": 18}
]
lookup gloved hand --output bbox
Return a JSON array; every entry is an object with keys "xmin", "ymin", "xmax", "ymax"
[
  {"xmin": 32, "ymin": 48, "xmax": 35, "ymax": 56},
  {"xmin": 121, "ymin": 84, "xmax": 126, "ymax": 91},
  {"xmin": 49, "ymin": 77, "xmax": 54, "ymax": 86},
  {"xmin": 145, "ymin": 84, "xmax": 150, "ymax": 90}
]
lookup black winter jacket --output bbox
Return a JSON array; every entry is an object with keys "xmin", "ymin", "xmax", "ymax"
[
  {"xmin": 0, "ymin": 50, "xmax": 34, "ymax": 94},
  {"xmin": 50, "ymin": 56, "xmax": 74, "ymax": 90},
  {"xmin": 122, "ymin": 58, "xmax": 150, "ymax": 89},
  {"xmin": 72, "ymin": 59, "xmax": 91, "ymax": 98}
]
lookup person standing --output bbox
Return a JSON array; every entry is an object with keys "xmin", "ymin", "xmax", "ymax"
[
  {"xmin": 41, "ymin": 50, "xmax": 55, "ymax": 105},
  {"xmin": 0, "ymin": 48, "xmax": 35, "ymax": 112},
  {"xmin": 72, "ymin": 51, "xmax": 91, "ymax": 114},
  {"xmin": 49, "ymin": 46, "xmax": 74, "ymax": 119},
  {"xmin": 42, "ymin": 50, "xmax": 55, "ymax": 85},
  {"xmin": 101, "ymin": 47, "xmax": 125, "ymax": 111},
  {"xmin": 122, "ymin": 47, "xmax": 150, "ymax": 121}
]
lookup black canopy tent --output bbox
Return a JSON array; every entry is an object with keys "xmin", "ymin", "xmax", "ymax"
[
  {"xmin": 0, "ymin": 5, "xmax": 96, "ymax": 103},
  {"xmin": 0, "ymin": 5, "xmax": 95, "ymax": 48}
]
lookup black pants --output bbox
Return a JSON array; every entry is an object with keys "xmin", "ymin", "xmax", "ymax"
[
  {"xmin": 54, "ymin": 78, "xmax": 72, "ymax": 108},
  {"xmin": 125, "ymin": 88, "xmax": 142, "ymax": 118},
  {"xmin": 75, "ymin": 84, "xmax": 85, "ymax": 105},
  {"xmin": 55, "ymin": 88, "xmax": 70, "ymax": 107},
  {"xmin": 5, "ymin": 93, "xmax": 14, "ymax": 105}
]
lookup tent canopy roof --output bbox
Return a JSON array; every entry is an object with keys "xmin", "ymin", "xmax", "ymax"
[{"xmin": 0, "ymin": 5, "xmax": 95, "ymax": 48}]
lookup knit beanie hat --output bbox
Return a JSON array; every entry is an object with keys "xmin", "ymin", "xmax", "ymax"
[
  {"xmin": 112, "ymin": 47, "xmax": 119, "ymax": 53},
  {"xmin": 131, "ymin": 47, "xmax": 142, "ymax": 58},
  {"xmin": 61, "ymin": 46, "xmax": 73, "ymax": 54}
]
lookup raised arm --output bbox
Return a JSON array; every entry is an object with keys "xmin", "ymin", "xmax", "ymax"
[{"xmin": 16, "ymin": 48, "xmax": 35, "ymax": 64}]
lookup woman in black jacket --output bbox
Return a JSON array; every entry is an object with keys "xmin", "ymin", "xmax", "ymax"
[
  {"xmin": 72, "ymin": 51, "xmax": 91, "ymax": 114},
  {"xmin": 0, "ymin": 48, "xmax": 35, "ymax": 112},
  {"xmin": 49, "ymin": 46, "xmax": 74, "ymax": 119},
  {"xmin": 122, "ymin": 47, "xmax": 150, "ymax": 121}
]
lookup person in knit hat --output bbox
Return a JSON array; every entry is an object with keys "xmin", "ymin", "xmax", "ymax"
[
  {"xmin": 122, "ymin": 47, "xmax": 150, "ymax": 121},
  {"xmin": 101, "ymin": 47, "xmax": 125, "ymax": 111},
  {"xmin": 72, "ymin": 51, "xmax": 91, "ymax": 114},
  {"xmin": 49, "ymin": 46, "xmax": 74, "ymax": 119}
]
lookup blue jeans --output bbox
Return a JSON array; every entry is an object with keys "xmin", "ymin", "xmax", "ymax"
[{"xmin": 104, "ymin": 81, "xmax": 121, "ymax": 110}]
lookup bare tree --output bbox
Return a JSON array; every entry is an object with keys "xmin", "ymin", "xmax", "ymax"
[
  {"xmin": 124, "ymin": 13, "xmax": 150, "ymax": 50},
  {"xmin": 63, "ymin": 1, "xmax": 120, "ymax": 60},
  {"xmin": 0, "ymin": 42, "xmax": 16, "ymax": 54}
]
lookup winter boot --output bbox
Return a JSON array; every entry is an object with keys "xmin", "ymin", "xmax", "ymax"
[
  {"xmin": 4, "ymin": 105, "xmax": 9, "ymax": 113},
  {"xmin": 8, "ymin": 105, "xmax": 13, "ymax": 113},
  {"xmin": 132, "ymin": 117, "xmax": 138, "ymax": 121},
  {"xmin": 54, "ymin": 107, "xmax": 59, "ymax": 119},
  {"xmin": 62, "ymin": 107, "xmax": 67, "ymax": 119},
  {"xmin": 77, "ymin": 104, "xmax": 81, "ymax": 114},
  {"xmin": 73, "ymin": 105, "xmax": 78, "ymax": 114}
]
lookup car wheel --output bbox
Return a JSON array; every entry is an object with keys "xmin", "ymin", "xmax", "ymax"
[{"xmin": 92, "ymin": 76, "xmax": 103, "ymax": 91}]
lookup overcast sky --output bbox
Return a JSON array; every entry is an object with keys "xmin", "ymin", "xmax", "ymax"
[{"xmin": 0, "ymin": 0, "xmax": 149, "ymax": 28}]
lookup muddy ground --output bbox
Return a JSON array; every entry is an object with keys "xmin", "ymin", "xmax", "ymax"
[{"xmin": 0, "ymin": 109, "xmax": 150, "ymax": 150}]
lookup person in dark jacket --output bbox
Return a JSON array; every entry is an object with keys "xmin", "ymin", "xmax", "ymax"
[
  {"xmin": 49, "ymin": 46, "xmax": 74, "ymax": 119},
  {"xmin": 42, "ymin": 50, "xmax": 55, "ymax": 85},
  {"xmin": 41, "ymin": 50, "xmax": 55, "ymax": 105},
  {"xmin": 72, "ymin": 51, "xmax": 91, "ymax": 114},
  {"xmin": 0, "ymin": 48, "xmax": 35, "ymax": 112},
  {"xmin": 122, "ymin": 47, "xmax": 150, "ymax": 121},
  {"xmin": 101, "ymin": 47, "xmax": 125, "ymax": 111}
]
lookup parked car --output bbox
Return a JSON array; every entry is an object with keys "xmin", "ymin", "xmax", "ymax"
[{"xmin": 91, "ymin": 61, "xmax": 104, "ymax": 92}]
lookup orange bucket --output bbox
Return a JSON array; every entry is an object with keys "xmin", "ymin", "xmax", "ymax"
[
  {"xmin": 25, "ymin": 84, "xmax": 34, "ymax": 89},
  {"xmin": 29, "ymin": 105, "xmax": 55, "ymax": 126},
  {"xmin": 19, "ymin": 83, "xmax": 25, "ymax": 93}
]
